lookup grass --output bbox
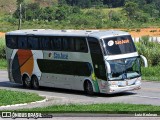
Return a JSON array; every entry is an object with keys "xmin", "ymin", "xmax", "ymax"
[
  {"xmin": 0, "ymin": 89, "xmax": 44, "ymax": 106},
  {"xmin": 0, "ymin": 59, "xmax": 7, "ymax": 69},
  {"xmin": 142, "ymin": 66, "xmax": 160, "ymax": 81},
  {"xmin": 0, "ymin": 37, "xmax": 6, "ymax": 69},
  {"xmin": 19, "ymin": 103, "xmax": 160, "ymax": 114}
]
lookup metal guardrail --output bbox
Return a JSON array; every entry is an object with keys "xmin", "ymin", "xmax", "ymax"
[{"xmin": 132, "ymin": 37, "xmax": 160, "ymax": 43}]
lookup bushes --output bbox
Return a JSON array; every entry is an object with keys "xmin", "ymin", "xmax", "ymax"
[
  {"xmin": 0, "ymin": 38, "xmax": 5, "ymax": 59},
  {"xmin": 135, "ymin": 36, "xmax": 160, "ymax": 66}
]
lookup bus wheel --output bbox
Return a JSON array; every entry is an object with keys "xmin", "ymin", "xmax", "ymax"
[
  {"xmin": 84, "ymin": 81, "xmax": 94, "ymax": 95},
  {"xmin": 22, "ymin": 75, "xmax": 31, "ymax": 88},
  {"xmin": 31, "ymin": 76, "xmax": 39, "ymax": 89}
]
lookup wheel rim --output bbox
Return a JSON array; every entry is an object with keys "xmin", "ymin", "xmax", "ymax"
[
  {"xmin": 33, "ymin": 77, "xmax": 39, "ymax": 89},
  {"xmin": 24, "ymin": 76, "xmax": 30, "ymax": 87},
  {"xmin": 86, "ymin": 81, "xmax": 93, "ymax": 94},
  {"xmin": 86, "ymin": 82, "xmax": 91, "ymax": 92}
]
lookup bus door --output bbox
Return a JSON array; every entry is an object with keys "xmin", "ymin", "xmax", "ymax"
[{"xmin": 87, "ymin": 37, "xmax": 107, "ymax": 89}]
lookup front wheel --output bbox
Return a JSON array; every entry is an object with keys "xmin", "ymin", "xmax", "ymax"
[
  {"xmin": 84, "ymin": 81, "xmax": 94, "ymax": 95},
  {"xmin": 31, "ymin": 76, "xmax": 39, "ymax": 89}
]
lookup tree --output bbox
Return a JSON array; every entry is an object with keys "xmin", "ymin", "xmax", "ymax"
[
  {"xmin": 17, "ymin": 0, "xmax": 24, "ymax": 5},
  {"xmin": 103, "ymin": 0, "xmax": 125, "ymax": 8},
  {"xmin": 58, "ymin": 0, "xmax": 67, "ymax": 5},
  {"xmin": 135, "ymin": 11, "xmax": 149, "ymax": 22},
  {"xmin": 123, "ymin": 1, "xmax": 139, "ymax": 20},
  {"xmin": 108, "ymin": 10, "xmax": 121, "ymax": 22},
  {"xmin": 55, "ymin": 5, "xmax": 71, "ymax": 21}
]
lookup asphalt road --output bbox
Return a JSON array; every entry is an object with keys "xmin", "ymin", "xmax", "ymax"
[{"xmin": 0, "ymin": 70, "xmax": 160, "ymax": 106}]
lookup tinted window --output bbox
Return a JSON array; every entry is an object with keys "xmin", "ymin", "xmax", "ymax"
[
  {"xmin": 28, "ymin": 37, "xmax": 39, "ymax": 49},
  {"xmin": 104, "ymin": 35, "xmax": 136, "ymax": 55},
  {"xmin": 37, "ymin": 59, "xmax": 91, "ymax": 76},
  {"xmin": 40, "ymin": 37, "xmax": 51, "ymax": 50},
  {"xmin": 18, "ymin": 36, "xmax": 27, "ymax": 49},
  {"xmin": 51, "ymin": 37, "xmax": 62, "ymax": 51},
  {"xmin": 75, "ymin": 38, "xmax": 88, "ymax": 52},
  {"xmin": 88, "ymin": 37, "xmax": 101, "ymax": 54},
  {"xmin": 6, "ymin": 35, "xmax": 17, "ymax": 49},
  {"xmin": 62, "ymin": 37, "xmax": 75, "ymax": 51}
]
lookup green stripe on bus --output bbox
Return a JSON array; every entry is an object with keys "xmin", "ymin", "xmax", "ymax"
[
  {"xmin": 92, "ymin": 80, "xmax": 100, "ymax": 93},
  {"xmin": 91, "ymin": 72, "xmax": 100, "ymax": 93}
]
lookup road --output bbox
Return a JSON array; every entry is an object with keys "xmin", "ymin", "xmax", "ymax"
[{"xmin": 0, "ymin": 70, "xmax": 160, "ymax": 106}]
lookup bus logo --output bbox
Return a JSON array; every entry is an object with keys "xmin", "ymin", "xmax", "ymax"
[
  {"xmin": 108, "ymin": 40, "xmax": 114, "ymax": 46},
  {"xmin": 54, "ymin": 52, "xmax": 68, "ymax": 60},
  {"xmin": 115, "ymin": 39, "xmax": 130, "ymax": 45}
]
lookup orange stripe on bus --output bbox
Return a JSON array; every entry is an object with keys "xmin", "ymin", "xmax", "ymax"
[{"xmin": 17, "ymin": 50, "xmax": 34, "ymax": 76}]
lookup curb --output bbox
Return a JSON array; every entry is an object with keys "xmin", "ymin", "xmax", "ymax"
[{"xmin": 0, "ymin": 96, "xmax": 48, "ymax": 109}]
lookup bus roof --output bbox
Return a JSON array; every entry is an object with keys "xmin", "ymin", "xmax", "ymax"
[{"xmin": 6, "ymin": 29, "xmax": 130, "ymax": 39}]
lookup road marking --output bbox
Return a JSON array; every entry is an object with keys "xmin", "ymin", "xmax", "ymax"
[
  {"xmin": 141, "ymin": 87, "xmax": 160, "ymax": 92},
  {"xmin": 134, "ymin": 95, "xmax": 160, "ymax": 100},
  {"xmin": 42, "ymin": 95, "xmax": 66, "ymax": 99}
]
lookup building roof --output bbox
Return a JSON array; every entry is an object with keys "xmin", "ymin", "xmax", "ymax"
[{"xmin": 6, "ymin": 29, "xmax": 130, "ymax": 39}]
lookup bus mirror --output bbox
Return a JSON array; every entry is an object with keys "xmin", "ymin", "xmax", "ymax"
[
  {"xmin": 140, "ymin": 55, "xmax": 148, "ymax": 67},
  {"xmin": 105, "ymin": 61, "xmax": 111, "ymax": 73}
]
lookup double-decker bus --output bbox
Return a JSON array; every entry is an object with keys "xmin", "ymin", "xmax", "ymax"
[{"xmin": 5, "ymin": 29, "xmax": 148, "ymax": 95}]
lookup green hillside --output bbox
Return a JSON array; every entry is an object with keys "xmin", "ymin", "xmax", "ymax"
[
  {"xmin": 0, "ymin": 0, "xmax": 17, "ymax": 15},
  {"xmin": 0, "ymin": 0, "xmax": 160, "ymax": 32},
  {"xmin": 0, "ymin": 0, "xmax": 58, "ymax": 15}
]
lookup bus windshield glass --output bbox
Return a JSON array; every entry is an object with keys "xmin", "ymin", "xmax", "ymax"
[
  {"xmin": 107, "ymin": 57, "xmax": 141, "ymax": 81},
  {"xmin": 103, "ymin": 35, "xmax": 136, "ymax": 55}
]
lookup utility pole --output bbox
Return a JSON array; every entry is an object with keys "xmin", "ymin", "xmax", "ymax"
[{"xmin": 18, "ymin": 4, "xmax": 22, "ymax": 30}]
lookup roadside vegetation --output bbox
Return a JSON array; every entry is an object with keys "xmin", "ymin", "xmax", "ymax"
[
  {"xmin": 0, "ymin": 0, "xmax": 160, "ymax": 31},
  {"xmin": 0, "ymin": 37, "xmax": 6, "ymax": 69},
  {"xmin": 20, "ymin": 103, "xmax": 160, "ymax": 114},
  {"xmin": 0, "ymin": 89, "xmax": 44, "ymax": 106},
  {"xmin": 135, "ymin": 36, "xmax": 160, "ymax": 81}
]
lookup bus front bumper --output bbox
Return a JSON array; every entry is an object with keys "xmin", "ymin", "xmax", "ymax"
[{"xmin": 106, "ymin": 84, "xmax": 141, "ymax": 94}]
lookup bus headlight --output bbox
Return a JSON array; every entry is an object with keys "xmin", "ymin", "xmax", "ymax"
[
  {"xmin": 110, "ymin": 81, "xmax": 118, "ymax": 87},
  {"xmin": 135, "ymin": 78, "xmax": 141, "ymax": 84}
]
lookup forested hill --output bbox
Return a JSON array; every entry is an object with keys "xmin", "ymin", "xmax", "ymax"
[{"xmin": 0, "ymin": 0, "xmax": 160, "ymax": 30}]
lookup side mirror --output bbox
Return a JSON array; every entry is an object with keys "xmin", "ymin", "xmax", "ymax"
[{"xmin": 140, "ymin": 55, "xmax": 148, "ymax": 67}]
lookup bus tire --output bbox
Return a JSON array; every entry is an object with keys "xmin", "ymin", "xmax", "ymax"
[
  {"xmin": 31, "ymin": 76, "xmax": 39, "ymax": 89},
  {"xmin": 84, "ymin": 80, "xmax": 94, "ymax": 95},
  {"xmin": 22, "ymin": 75, "xmax": 31, "ymax": 88}
]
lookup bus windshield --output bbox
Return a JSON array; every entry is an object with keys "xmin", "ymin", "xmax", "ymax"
[
  {"xmin": 107, "ymin": 57, "xmax": 141, "ymax": 81},
  {"xmin": 103, "ymin": 35, "xmax": 136, "ymax": 55}
]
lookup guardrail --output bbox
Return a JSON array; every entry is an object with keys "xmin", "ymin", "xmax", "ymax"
[{"xmin": 132, "ymin": 37, "xmax": 160, "ymax": 43}]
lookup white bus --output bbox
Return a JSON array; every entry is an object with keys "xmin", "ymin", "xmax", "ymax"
[{"xmin": 5, "ymin": 29, "xmax": 148, "ymax": 95}]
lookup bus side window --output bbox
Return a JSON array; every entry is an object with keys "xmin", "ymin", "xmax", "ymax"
[
  {"xmin": 40, "ymin": 37, "xmax": 51, "ymax": 50},
  {"xmin": 75, "ymin": 38, "xmax": 88, "ymax": 52},
  {"xmin": 28, "ymin": 37, "xmax": 39, "ymax": 50},
  {"xmin": 6, "ymin": 36, "xmax": 17, "ymax": 49},
  {"xmin": 52, "ymin": 37, "xmax": 62, "ymax": 51},
  {"xmin": 18, "ymin": 36, "xmax": 28, "ymax": 49},
  {"xmin": 62, "ymin": 38, "xmax": 68, "ymax": 50},
  {"xmin": 62, "ymin": 37, "xmax": 74, "ymax": 51}
]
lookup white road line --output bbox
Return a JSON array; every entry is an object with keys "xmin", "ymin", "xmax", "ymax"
[{"xmin": 134, "ymin": 95, "xmax": 160, "ymax": 100}]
